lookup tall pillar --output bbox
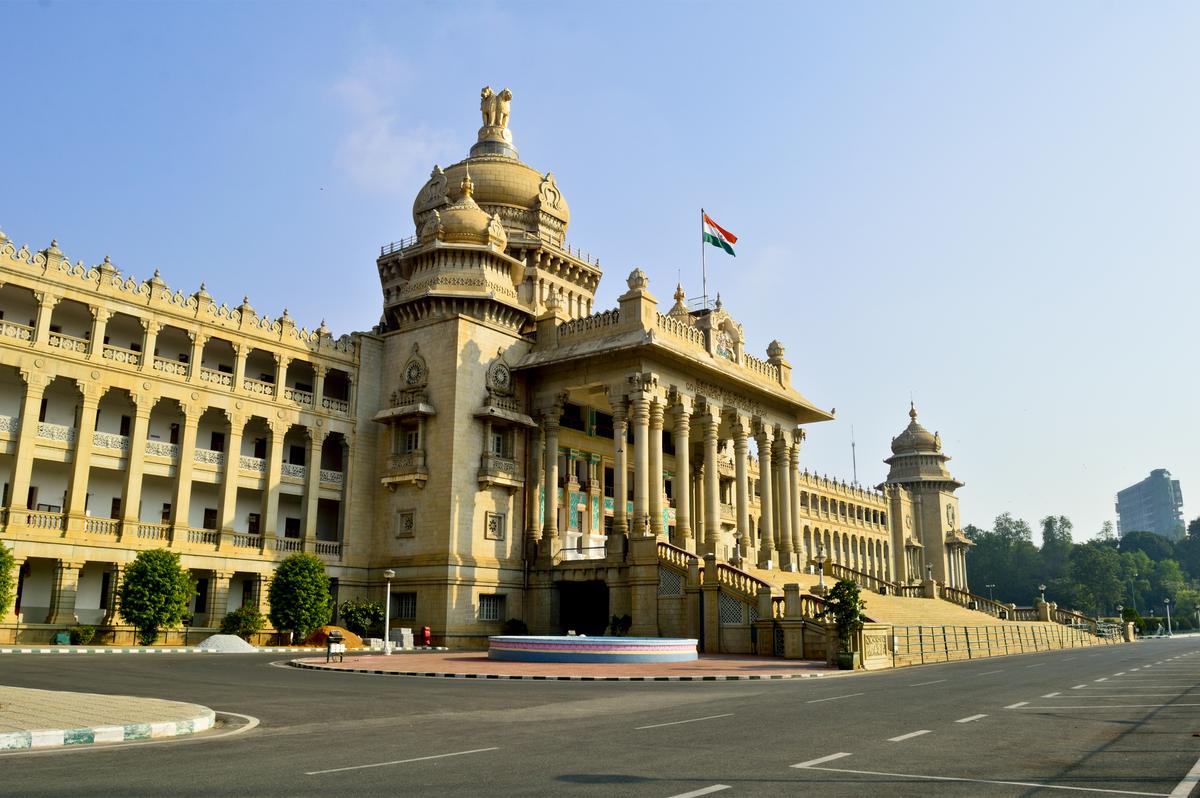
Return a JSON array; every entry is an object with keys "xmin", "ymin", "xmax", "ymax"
[
  {"xmin": 9, "ymin": 371, "xmax": 47, "ymax": 511},
  {"xmin": 302, "ymin": 427, "xmax": 326, "ymax": 549},
  {"xmin": 774, "ymin": 428, "xmax": 793, "ymax": 570},
  {"xmin": 273, "ymin": 354, "xmax": 289, "ymax": 399},
  {"xmin": 172, "ymin": 405, "xmax": 200, "ymax": 532},
  {"xmin": 186, "ymin": 333, "xmax": 206, "ymax": 383},
  {"xmin": 232, "ymin": 344, "xmax": 248, "ymax": 394},
  {"xmin": 207, "ymin": 570, "xmax": 233, "ymax": 624},
  {"xmin": 65, "ymin": 388, "xmax": 100, "ymax": 522},
  {"xmin": 88, "ymin": 308, "xmax": 110, "ymax": 362},
  {"xmin": 31, "ymin": 291, "xmax": 59, "ymax": 348},
  {"xmin": 611, "ymin": 399, "xmax": 628, "ymax": 540},
  {"xmin": 701, "ymin": 406, "xmax": 720, "ymax": 556},
  {"xmin": 313, "ymin": 365, "xmax": 327, "ymax": 410},
  {"xmin": 260, "ymin": 419, "xmax": 286, "ymax": 545},
  {"xmin": 252, "ymin": 572, "xmax": 271, "ymax": 619},
  {"xmin": 671, "ymin": 396, "xmax": 692, "ymax": 551},
  {"xmin": 630, "ymin": 392, "xmax": 650, "ymax": 537},
  {"xmin": 526, "ymin": 423, "xmax": 544, "ymax": 551},
  {"xmin": 217, "ymin": 412, "xmax": 245, "ymax": 543},
  {"xmin": 3, "ymin": 555, "xmax": 25, "ymax": 624},
  {"xmin": 139, "ymin": 321, "xmax": 159, "ymax": 372},
  {"xmin": 755, "ymin": 423, "xmax": 775, "ymax": 568},
  {"xmin": 692, "ymin": 458, "xmax": 704, "ymax": 552},
  {"xmin": 46, "ymin": 560, "xmax": 84, "ymax": 625},
  {"xmin": 541, "ymin": 406, "xmax": 561, "ymax": 548},
  {"xmin": 789, "ymin": 429, "xmax": 803, "ymax": 564},
  {"xmin": 732, "ymin": 414, "xmax": 750, "ymax": 563},
  {"xmin": 648, "ymin": 398, "xmax": 664, "ymax": 539},
  {"xmin": 120, "ymin": 395, "xmax": 154, "ymax": 536},
  {"xmin": 101, "ymin": 563, "xmax": 122, "ymax": 626}
]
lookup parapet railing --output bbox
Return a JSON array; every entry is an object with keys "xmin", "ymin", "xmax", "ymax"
[
  {"xmin": 714, "ymin": 562, "xmax": 771, "ymax": 602},
  {"xmin": 892, "ymin": 621, "xmax": 1118, "ymax": 665},
  {"xmin": 829, "ymin": 563, "xmax": 898, "ymax": 596},
  {"xmin": 657, "ymin": 540, "xmax": 698, "ymax": 574},
  {"xmin": 941, "ymin": 585, "xmax": 1011, "ymax": 619}
]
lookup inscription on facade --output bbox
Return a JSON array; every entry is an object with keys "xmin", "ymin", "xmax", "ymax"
[{"xmin": 684, "ymin": 381, "xmax": 763, "ymax": 416}]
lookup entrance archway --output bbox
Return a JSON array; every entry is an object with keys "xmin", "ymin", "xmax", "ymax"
[{"xmin": 556, "ymin": 580, "xmax": 609, "ymax": 636}]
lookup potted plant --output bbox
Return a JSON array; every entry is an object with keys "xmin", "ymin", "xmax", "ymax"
[{"xmin": 818, "ymin": 579, "xmax": 866, "ymax": 669}]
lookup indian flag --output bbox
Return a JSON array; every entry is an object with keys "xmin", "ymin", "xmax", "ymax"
[{"xmin": 703, "ymin": 212, "xmax": 737, "ymax": 257}]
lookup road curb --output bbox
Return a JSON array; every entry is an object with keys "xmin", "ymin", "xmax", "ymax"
[
  {"xmin": 287, "ymin": 659, "xmax": 830, "ymax": 681},
  {"xmin": 0, "ymin": 707, "xmax": 216, "ymax": 751}
]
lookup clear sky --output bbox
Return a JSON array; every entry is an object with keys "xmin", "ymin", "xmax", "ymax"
[{"xmin": 5, "ymin": 1, "xmax": 1198, "ymax": 543}]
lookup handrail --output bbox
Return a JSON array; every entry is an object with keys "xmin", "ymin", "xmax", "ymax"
[
  {"xmin": 715, "ymin": 562, "xmax": 771, "ymax": 601},
  {"xmin": 656, "ymin": 540, "xmax": 698, "ymax": 573},
  {"xmin": 829, "ymin": 562, "xmax": 897, "ymax": 595},
  {"xmin": 942, "ymin": 586, "xmax": 1010, "ymax": 618}
]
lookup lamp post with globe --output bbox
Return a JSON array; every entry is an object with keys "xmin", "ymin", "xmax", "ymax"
[
  {"xmin": 383, "ymin": 568, "xmax": 396, "ymax": 655},
  {"xmin": 814, "ymin": 545, "xmax": 827, "ymax": 592},
  {"xmin": 1164, "ymin": 598, "xmax": 1173, "ymax": 637}
]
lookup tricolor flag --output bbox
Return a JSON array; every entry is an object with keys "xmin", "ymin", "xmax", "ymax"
[{"xmin": 703, "ymin": 213, "xmax": 738, "ymax": 257}]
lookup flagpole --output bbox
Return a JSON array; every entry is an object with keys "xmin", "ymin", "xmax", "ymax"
[{"xmin": 700, "ymin": 207, "xmax": 708, "ymax": 309}]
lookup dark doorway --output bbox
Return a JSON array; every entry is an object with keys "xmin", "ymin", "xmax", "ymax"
[{"xmin": 556, "ymin": 580, "xmax": 609, "ymax": 636}]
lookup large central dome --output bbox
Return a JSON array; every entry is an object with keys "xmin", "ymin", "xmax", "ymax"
[{"xmin": 411, "ymin": 87, "xmax": 569, "ymax": 245}]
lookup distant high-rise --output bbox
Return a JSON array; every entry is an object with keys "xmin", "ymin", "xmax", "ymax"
[{"xmin": 1116, "ymin": 469, "xmax": 1185, "ymax": 540}]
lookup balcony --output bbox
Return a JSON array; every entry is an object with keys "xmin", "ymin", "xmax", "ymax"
[
  {"xmin": 199, "ymin": 368, "xmax": 233, "ymax": 388},
  {"xmin": 240, "ymin": 455, "xmax": 266, "ymax": 473},
  {"xmin": 0, "ymin": 415, "xmax": 17, "ymax": 435},
  {"xmin": 283, "ymin": 387, "xmax": 313, "ymax": 407},
  {"xmin": 322, "ymin": 396, "xmax": 350, "ymax": 414},
  {"xmin": 83, "ymin": 517, "xmax": 119, "ymax": 535},
  {"xmin": 152, "ymin": 357, "xmax": 190, "ymax": 378},
  {"xmin": 135, "ymin": 522, "xmax": 171, "ymax": 542},
  {"xmin": 0, "ymin": 320, "xmax": 33, "ymax": 343},
  {"xmin": 281, "ymin": 463, "xmax": 306, "ymax": 480},
  {"xmin": 231, "ymin": 532, "xmax": 262, "ymax": 549},
  {"xmin": 47, "ymin": 331, "xmax": 89, "ymax": 355},
  {"xmin": 145, "ymin": 440, "xmax": 179, "ymax": 458},
  {"xmin": 93, "ymin": 431, "xmax": 130, "ymax": 452},
  {"xmin": 37, "ymin": 421, "xmax": 76, "ymax": 444},
  {"xmin": 102, "ymin": 344, "xmax": 141, "ymax": 367},
  {"xmin": 319, "ymin": 469, "xmax": 344, "ymax": 486},
  {"xmin": 242, "ymin": 377, "xmax": 276, "ymax": 398},
  {"xmin": 381, "ymin": 450, "xmax": 427, "ymax": 489},
  {"xmin": 478, "ymin": 453, "xmax": 520, "ymax": 491},
  {"xmin": 315, "ymin": 540, "xmax": 342, "ymax": 559},
  {"xmin": 186, "ymin": 529, "xmax": 220, "ymax": 547},
  {"xmin": 274, "ymin": 537, "xmax": 303, "ymax": 553},
  {"xmin": 193, "ymin": 448, "xmax": 225, "ymax": 466}
]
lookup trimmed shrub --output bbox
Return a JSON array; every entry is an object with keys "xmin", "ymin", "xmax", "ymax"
[
  {"xmin": 0, "ymin": 543, "xmax": 15, "ymax": 620},
  {"xmin": 117, "ymin": 549, "xmax": 196, "ymax": 646},
  {"xmin": 339, "ymin": 597, "xmax": 384, "ymax": 637},
  {"xmin": 221, "ymin": 605, "xmax": 265, "ymax": 640},
  {"xmin": 68, "ymin": 625, "xmax": 95, "ymax": 645},
  {"xmin": 267, "ymin": 553, "xmax": 332, "ymax": 643}
]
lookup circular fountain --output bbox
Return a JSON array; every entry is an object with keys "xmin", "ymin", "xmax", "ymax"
[{"xmin": 487, "ymin": 636, "xmax": 699, "ymax": 663}]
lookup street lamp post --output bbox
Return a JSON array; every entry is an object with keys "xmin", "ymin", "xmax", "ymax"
[
  {"xmin": 814, "ymin": 544, "xmax": 827, "ymax": 591},
  {"xmin": 1129, "ymin": 572, "xmax": 1138, "ymax": 613},
  {"xmin": 986, "ymin": 584, "xmax": 996, "ymax": 603},
  {"xmin": 1163, "ymin": 598, "xmax": 1172, "ymax": 637},
  {"xmin": 383, "ymin": 568, "xmax": 396, "ymax": 655},
  {"xmin": 1039, "ymin": 584, "xmax": 1047, "ymax": 604}
]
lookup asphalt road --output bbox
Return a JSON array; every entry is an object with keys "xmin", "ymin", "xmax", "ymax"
[{"xmin": 1, "ymin": 637, "xmax": 1198, "ymax": 797}]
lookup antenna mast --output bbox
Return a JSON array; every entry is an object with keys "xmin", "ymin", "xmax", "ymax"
[{"xmin": 851, "ymin": 425, "xmax": 858, "ymax": 485}]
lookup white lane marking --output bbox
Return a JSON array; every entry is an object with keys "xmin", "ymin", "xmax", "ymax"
[
  {"xmin": 888, "ymin": 729, "xmax": 932, "ymax": 742},
  {"xmin": 1169, "ymin": 754, "xmax": 1200, "ymax": 798},
  {"xmin": 1014, "ymin": 704, "xmax": 1200, "ymax": 710},
  {"xmin": 1063, "ymin": 657, "xmax": 1078, "ymax": 661},
  {"xmin": 1043, "ymin": 692, "xmax": 1062, "ymax": 698},
  {"xmin": 792, "ymin": 752, "xmax": 853, "ymax": 768},
  {"xmin": 977, "ymin": 670, "xmax": 1005, "ymax": 676},
  {"xmin": 1095, "ymin": 677, "xmax": 1109, "ymax": 682},
  {"xmin": 1072, "ymin": 684, "xmax": 1088, "ymax": 689},
  {"xmin": 1005, "ymin": 702, "xmax": 1029, "ymax": 709},
  {"xmin": 910, "ymin": 679, "xmax": 947, "ymax": 686},
  {"xmin": 635, "ymin": 713, "xmax": 734, "ymax": 730},
  {"xmin": 0, "ymin": 711, "xmax": 260, "ymax": 758},
  {"xmin": 1131, "ymin": 667, "xmax": 1140, "ymax": 671},
  {"xmin": 956, "ymin": 714, "xmax": 987, "ymax": 723},
  {"xmin": 666, "ymin": 786, "xmax": 731, "ymax": 798},
  {"xmin": 305, "ymin": 747, "xmax": 499, "ymax": 776},
  {"xmin": 806, "ymin": 692, "xmax": 865, "ymax": 704},
  {"xmin": 1026, "ymin": 663, "xmax": 1046, "ymax": 668},
  {"xmin": 1114, "ymin": 672, "xmax": 1126, "ymax": 677},
  {"xmin": 794, "ymin": 763, "xmax": 1170, "ymax": 796}
]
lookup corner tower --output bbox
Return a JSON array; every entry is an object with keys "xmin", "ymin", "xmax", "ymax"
[{"xmin": 881, "ymin": 404, "xmax": 971, "ymax": 590}]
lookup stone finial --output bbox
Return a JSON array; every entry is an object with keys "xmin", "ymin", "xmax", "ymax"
[
  {"xmin": 674, "ymin": 283, "xmax": 685, "ymax": 303},
  {"xmin": 0, "ymin": 228, "xmax": 7, "ymax": 243},
  {"xmin": 909, "ymin": 401, "xmax": 918, "ymax": 421},
  {"xmin": 767, "ymin": 339, "xmax": 785, "ymax": 360},
  {"xmin": 281, "ymin": 307, "xmax": 291, "ymax": 321},
  {"xmin": 460, "ymin": 167, "xmax": 474, "ymax": 199},
  {"xmin": 195, "ymin": 283, "xmax": 211, "ymax": 302},
  {"xmin": 626, "ymin": 268, "xmax": 649, "ymax": 291},
  {"xmin": 48, "ymin": 239, "xmax": 61, "ymax": 255},
  {"xmin": 317, "ymin": 319, "xmax": 331, "ymax": 337},
  {"xmin": 99, "ymin": 255, "xmax": 118, "ymax": 275},
  {"xmin": 714, "ymin": 292, "xmax": 723, "ymax": 311}
]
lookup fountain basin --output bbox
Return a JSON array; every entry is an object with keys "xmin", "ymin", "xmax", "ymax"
[{"xmin": 488, "ymin": 636, "xmax": 699, "ymax": 663}]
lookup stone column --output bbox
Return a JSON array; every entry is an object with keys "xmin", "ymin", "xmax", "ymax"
[
  {"xmin": 232, "ymin": 344, "xmax": 248, "ymax": 394},
  {"xmin": 789, "ymin": 431, "xmax": 803, "ymax": 564},
  {"xmin": 139, "ymin": 321, "xmax": 159, "ymax": 373},
  {"xmin": 611, "ymin": 398, "xmax": 628, "ymax": 539},
  {"xmin": 120, "ymin": 395, "xmax": 154, "ymax": 536},
  {"xmin": 755, "ymin": 423, "xmax": 775, "ymax": 568},
  {"xmin": 273, "ymin": 354, "xmax": 289, "ymax": 399},
  {"xmin": 46, "ymin": 560, "xmax": 84, "ymax": 624},
  {"xmin": 186, "ymin": 333, "xmax": 206, "ymax": 383},
  {"xmin": 217, "ymin": 412, "xmax": 245, "ymax": 543},
  {"xmin": 207, "ymin": 571, "xmax": 233, "ymax": 624},
  {"xmin": 313, "ymin": 365, "xmax": 328, "ymax": 410},
  {"xmin": 3, "ymin": 555, "xmax": 25, "ymax": 624},
  {"xmin": 671, "ymin": 396, "xmax": 692, "ymax": 551},
  {"xmin": 172, "ymin": 405, "xmax": 200, "ymax": 533},
  {"xmin": 692, "ymin": 457, "xmax": 704, "ymax": 552},
  {"xmin": 302, "ymin": 427, "xmax": 326, "ymax": 549},
  {"xmin": 260, "ymin": 419, "xmax": 287, "ymax": 546},
  {"xmin": 701, "ymin": 406, "xmax": 720, "ymax": 556},
  {"xmin": 31, "ymin": 291, "xmax": 59, "ymax": 348},
  {"xmin": 648, "ymin": 398, "xmax": 664, "ymax": 538},
  {"xmin": 101, "ymin": 563, "xmax": 123, "ymax": 626},
  {"xmin": 541, "ymin": 407, "xmax": 561, "ymax": 547},
  {"xmin": 9, "ymin": 371, "xmax": 47, "ymax": 511},
  {"xmin": 526, "ymin": 423, "xmax": 544, "ymax": 550},
  {"xmin": 252, "ymin": 572, "xmax": 271, "ymax": 619},
  {"xmin": 774, "ymin": 428, "xmax": 793, "ymax": 570},
  {"xmin": 65, "ymin": 389, "xmax": 101, "ymax": 522},
  {"xmin": 88, "ymin": 308, "xmax": 110, "ymax": 362},
  {"xmin": 732, "ymin": 415, "xmax": 750, "ymax": 563},
  {"xmin": 630, "ymin": 391, "xmax": 651, "ymax": 537}
]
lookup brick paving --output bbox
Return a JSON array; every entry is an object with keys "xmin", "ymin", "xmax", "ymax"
[{"xmin": 294, "ymin": 651, "xmax": 837, "ymax": 680}]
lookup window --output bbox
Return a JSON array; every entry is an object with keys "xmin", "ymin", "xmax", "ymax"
[
  {"xmin": 604, "ymin": 466, "xmax": 614, "ymax": 498},
  {"xmin": 479, "ymin": 594, "xmax": 505, "ymax": 622},
  {"xmin": 110, "ymin": 498, "xmax": 121, "ymax": 519},
  {"xmin": 247, "ymin": 513, "xmax": 261, "ymax": 534},
  {"xmin": 284, "ymin": 517, "xmax": 301, "ymax": 539},
  {"xmin": 560, "ymin": 403, "xmax": 586, "ymax": 432},
  {"xmin": 119, "ymin": 415, "xmax": 131, "ymax": 436},
  {"xmin": 99, "ymin": 571, "xmax": 111, "ymax": 610},
  {"xmin": 210, "ymin": 431, "xmax": 225, "ymax": 453},
  {"xmin": 394, "ymin": 592, "xmax": 417, "ymax": 620},
  {"xmin": 169, "ymin": 423, "xmax": 179, "ymax": 445},
  {"xmin": 485, "ymin": 511, "xmax": 506, "ymax": 541},
  {"xmin": 253, "ymin": 438, "xmax": 266, "ymax": 459},
  {"xmin": 289, "ymin": 445, "xmax": 306, "ymax": 466},
  {"xmin": 394, "ymin": 423, "xmax": 420, "ymax": 454},
  {"xmin": 161, "ymin": 503, "xmax": 172, "ymax": 524},
  {"xmin": 395, "ymin": 510, "xmax": 415, "ymax": 538},
  {"xmin": 594, "ymin": 412, "xmax": 614, "ymax": 439},
  {"xmin": 194, "ymin": 578, "xmax": 209, "ymax": 613},
  {"xmin": 489, "ymin": 429, "xmax": 510, "ymax": 457},
  {"xmin": 202, "ymin": 508, "xmax": 218, "ymax": 530}
]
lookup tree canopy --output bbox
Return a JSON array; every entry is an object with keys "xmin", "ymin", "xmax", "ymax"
[
  {"xmin": 267, "ymin": 553, "xmax": 333, "ymax": 642},
  {"xmin": 117, "ymin": 549, "xmax": 196, "ymax": 645},
  {"xmin": 0, "ymin": 543, "xmax": 16, "ymax": 619}
]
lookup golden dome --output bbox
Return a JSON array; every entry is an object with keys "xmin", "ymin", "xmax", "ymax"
[
  {"xmin": 890, "ymin": 404, "xmax": 939, "ymax": 455},
  {"xmin": 420, "ymin": 170, "xmax": 507, "ymax": 249}
]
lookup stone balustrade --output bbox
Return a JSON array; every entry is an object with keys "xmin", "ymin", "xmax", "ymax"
[
  {"xmin": 284, "ymin": 386, "xmax": 313, "ymax": 406},
  {"xmin": 319, "ymin": 469, "xmax": 344, "ymax": 485},
  {"xmin": 136, "ymin": 522, "xmax": 171, "ymax": 541},
  {"xmin": 0, "ymin": 320, "xmax": 33, "ymax": 342},
  {"xmin": 281, "ymin": 463, "xmax": 305, "ymax": 479},
  {"xmin": 240, "ymin": 455, "xmax": 266, "ymax": 473},
  {"xmin": 193, "ymin": 448, "xmax": 225, "ymax": 466},
  {"xmin": 242, "ymin": 377, "xmax": 276, "ymax": 397},
  {"xmin": 152, "ymin": 357, "xmax": 190, "ymax": 377},
  {"xmin": 315, "ymin": 540, "xmax": 342, "ymax": 557},
  {"xmin": 37, "ymin": 421, "xmax": 76, "ymax": 444},
  {"xmin": 0, "ymin": 414, "xmax": 17, "ymax": 434},
  {"xmin": 93, "ymin": 430, "xmax": 130, "ymax": 451},
  {"xmin": 47, "ymin": 331, "xmax": 89, "ymax": 355},
  {"xmin": 83, "ymin": 517, "xmax": 119, "ymax": 535},
  {"xmin": 102, "ymin": 344, "xmax": 141, "ymax": 367},
  {"xmin": 200, "ymin": 367, "xmax": 233, "ymax": 387},
  {"xmin": 144, "ymin": 440, "xmax": 179, "ymax": 458}
]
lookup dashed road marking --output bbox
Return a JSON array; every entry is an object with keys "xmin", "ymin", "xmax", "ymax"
[
  {"xmin": 1043, "ymin": 692, "xmax": 1061, "ymax": 698},
  {"xmin": 1096, "ymin": 677, "xmax": 1109, "ymax": 682},
  {"xmin": 305, "ymin": 747, "xmax": 499, "ymax": 776},
  {"xmin": 1026, "ymin": 663, "xmax": 1046, "ymax": 668},
  {"xmin": 792, "ymin": 762, "xmax": 1171, "ymax": 796},
  {"xmin": 1005, "ymin": 702, "xmax": 1029, "ymax": 709},
  {"xmin": 977, "ymin": 670, "xmax": 1004, "ymax": 676},
  {"xmin": 791, "ymin": 752, "xmax": 853, "ymax": 769},
  {"xmin": 1072, "ymin": 685, "xmax": 1088, "ymax": 689},
  {"xmin": 666, "ymin": 786, "xmax": 731, "ymax": 798},
  {"xmin": 635, "ymin": 714, "xmax": 734, "ymax": 730},
  {"xmin": 910, "ymin": 679, "xmax": 947, "ymax": 686},
  {"xmin": 806, "ymin": 692, "xmax": 865, "ymax": 704},
  {"xmin": 888, "ymin": 730, "xmax": 932, "ymax": 742},
  {"xmin": 956, "ymin": 714, "xmax": 987, "ymax": 723}
]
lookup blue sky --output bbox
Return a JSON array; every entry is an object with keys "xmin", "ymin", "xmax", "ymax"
[{"xmin": 5, "ymin": 1, "xmax": 1198, "ymax": 542}]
